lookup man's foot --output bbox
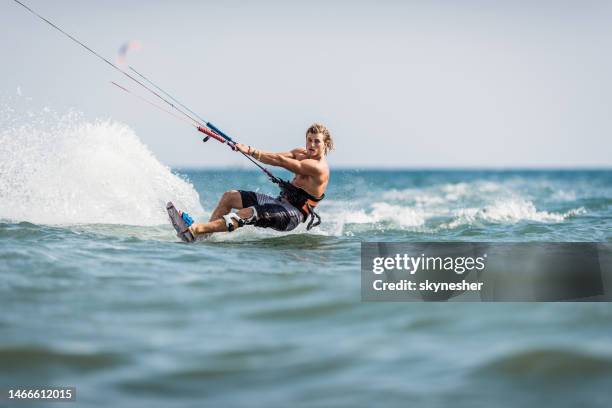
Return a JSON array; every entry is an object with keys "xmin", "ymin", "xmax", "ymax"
[
  {"xmin": 180, "ymin": 210, "xmax": 216, "ymax": 240},
  {"xmin": 181, "ymin": 211, "xmax": 212, "ymax": 239},
  {"xmin": 186, "ymin": 221, "xmax": 212, "ymax": 240}
]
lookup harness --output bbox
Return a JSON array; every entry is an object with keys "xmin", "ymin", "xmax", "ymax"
[{"xmin": 276, "ymin": 179, "xmax": 324, "ymax": 230}]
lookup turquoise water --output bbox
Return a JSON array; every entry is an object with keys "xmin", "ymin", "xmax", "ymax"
[
  {"xmin": 1, "ymin": 117, "xmax": 612, "ymax": 406},
  {"xmin": 1, "ymin": 168, "xmax": 611, "ymax": 407}
]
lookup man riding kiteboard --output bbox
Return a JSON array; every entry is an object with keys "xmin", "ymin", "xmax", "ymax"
[
  {"xmin": 9, "ymin": 1, "xmax": 333, "ymax": 243},
  {"xmin": 168, "ymin": 123, "xmax": 333, "ymax": 242}
]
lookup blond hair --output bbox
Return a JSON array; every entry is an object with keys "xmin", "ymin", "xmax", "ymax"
[{"xmin": 306, "ymin": 123, "xmax": 334, "ymax": 154}]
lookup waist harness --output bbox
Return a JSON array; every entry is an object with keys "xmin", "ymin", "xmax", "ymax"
[{"xmin": 277, "ymin": 179, "xmax": 324, "ymax": 230}]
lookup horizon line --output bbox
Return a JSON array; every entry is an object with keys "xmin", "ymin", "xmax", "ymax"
[{"xmin": 169, "ymin": 165, "xmax": 612, "ymax": 171}]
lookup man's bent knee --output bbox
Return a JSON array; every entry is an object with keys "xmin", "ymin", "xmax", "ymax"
[{"xmin": 220, "ymin": 190, "xmax": 242, "ymax": 209}]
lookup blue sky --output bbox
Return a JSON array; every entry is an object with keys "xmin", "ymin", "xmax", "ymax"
[{"xmin": 2, "ymin": 0, "xmax": 611, "ymax": 168}]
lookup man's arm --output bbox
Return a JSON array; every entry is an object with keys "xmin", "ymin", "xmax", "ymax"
[
  {"xmin": 235, "ymin": 144, "xmax": 319, "ymax": 176},
  {"xmin": 259, "ymin": 152, "xmax": 320, "ymax": 176},
  {"xmin": 278, "ymin": 147, "xmax": 307, "ymax": 159}
]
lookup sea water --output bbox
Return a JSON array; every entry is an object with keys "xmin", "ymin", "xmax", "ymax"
[{"xmin": 1, "ymin": 112, "xmax": 611, "ymax": 407}]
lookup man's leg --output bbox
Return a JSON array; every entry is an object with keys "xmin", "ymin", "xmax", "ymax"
[
  {"xmin": 190, "ymin": 207, "xmax": 254, "ymax": 236},
  {"xmin": 209, "ymin": 190, "xmax": 243, "ymax": 221}
]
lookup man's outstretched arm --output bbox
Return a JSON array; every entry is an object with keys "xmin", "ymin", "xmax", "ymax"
[
  {"xmin": 235, "ymin": 144, "xmax": 319, "ymax": 176},
  {"xmin": 278, "ymin": 147, "xmax": 307, "ymax": 159}
]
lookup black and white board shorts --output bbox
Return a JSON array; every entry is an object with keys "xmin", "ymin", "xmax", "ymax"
[{"xmin": 239, "ymin": 190, "xmax": 303, "ymax": 232}]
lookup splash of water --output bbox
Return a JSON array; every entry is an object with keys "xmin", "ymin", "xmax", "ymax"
[{"xmin": 0, "ymin": 108, "xmax": 203, "ymax": 225}]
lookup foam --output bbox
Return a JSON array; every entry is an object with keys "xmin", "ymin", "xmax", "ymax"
[
  {"xmin": 320, "ymin": 185, "xmax": 586, "ymax": 234},
  {"xmin": 311, "ymin": 201, "xmax": 428, "ymax": 236},
  {"xmin": 444, "ymin": 199, "xmax": 585, "ymax": 229},
  {"xmin": 0, "ymin": 108, "xmax": 203, "ymax": 225},
  {"xmin": 382, "ymin": 181, "xmax": 503, "ymax": 205}
]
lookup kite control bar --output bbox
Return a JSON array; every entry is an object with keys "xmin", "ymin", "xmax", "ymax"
[
  {"xmin": 197, "ymin": 124, "xmax": 279, "ymax": 182},
  {"xmin": 197, "ymin": 125, "xmax": 234, "ymax": 147}
]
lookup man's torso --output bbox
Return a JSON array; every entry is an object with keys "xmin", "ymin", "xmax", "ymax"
[{"xmin": 291, "ymin": 159, "xmax": 329, "ymax": 198}]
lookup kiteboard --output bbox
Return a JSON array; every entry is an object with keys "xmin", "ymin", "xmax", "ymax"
[{"xmin": 166, "ymin": 202, "xmax": 195, "ymax": 243}]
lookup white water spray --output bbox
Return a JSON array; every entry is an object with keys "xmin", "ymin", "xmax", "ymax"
[{"xmin": 0, "ymin": 108, "xmax": 203, "ymax": 225}]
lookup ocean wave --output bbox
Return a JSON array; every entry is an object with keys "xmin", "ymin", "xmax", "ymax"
[
  {"xmin": 314, "ymin": 197, "xmax": 585, "ymax": 235},
  {"xmin": 443, "ymin": 200, "xmax": 585, "ymax": 229},
  {"xmin": 474, "ymin": 348, "xmax": 612, "ymax": 379},
  {"xmin": 381, "ymin": 181, "xmax": 504, "ymax": 204},
  {"xmin": 0, "ymin": 345, "xmax": 125, "ymax": 372},
  {"xmin": 333, "ymin": 202, "xmax": 426, "ymax": 228}
]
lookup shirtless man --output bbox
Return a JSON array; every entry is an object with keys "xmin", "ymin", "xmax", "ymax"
[{"xmin": 174, "ymin": 123, "xmax": 333, "ymax": 240}]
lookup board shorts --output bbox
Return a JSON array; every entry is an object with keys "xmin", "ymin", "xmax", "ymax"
[{"xmin": 239, "ymin": 190, "xmax": 303, "ymax": 232}]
